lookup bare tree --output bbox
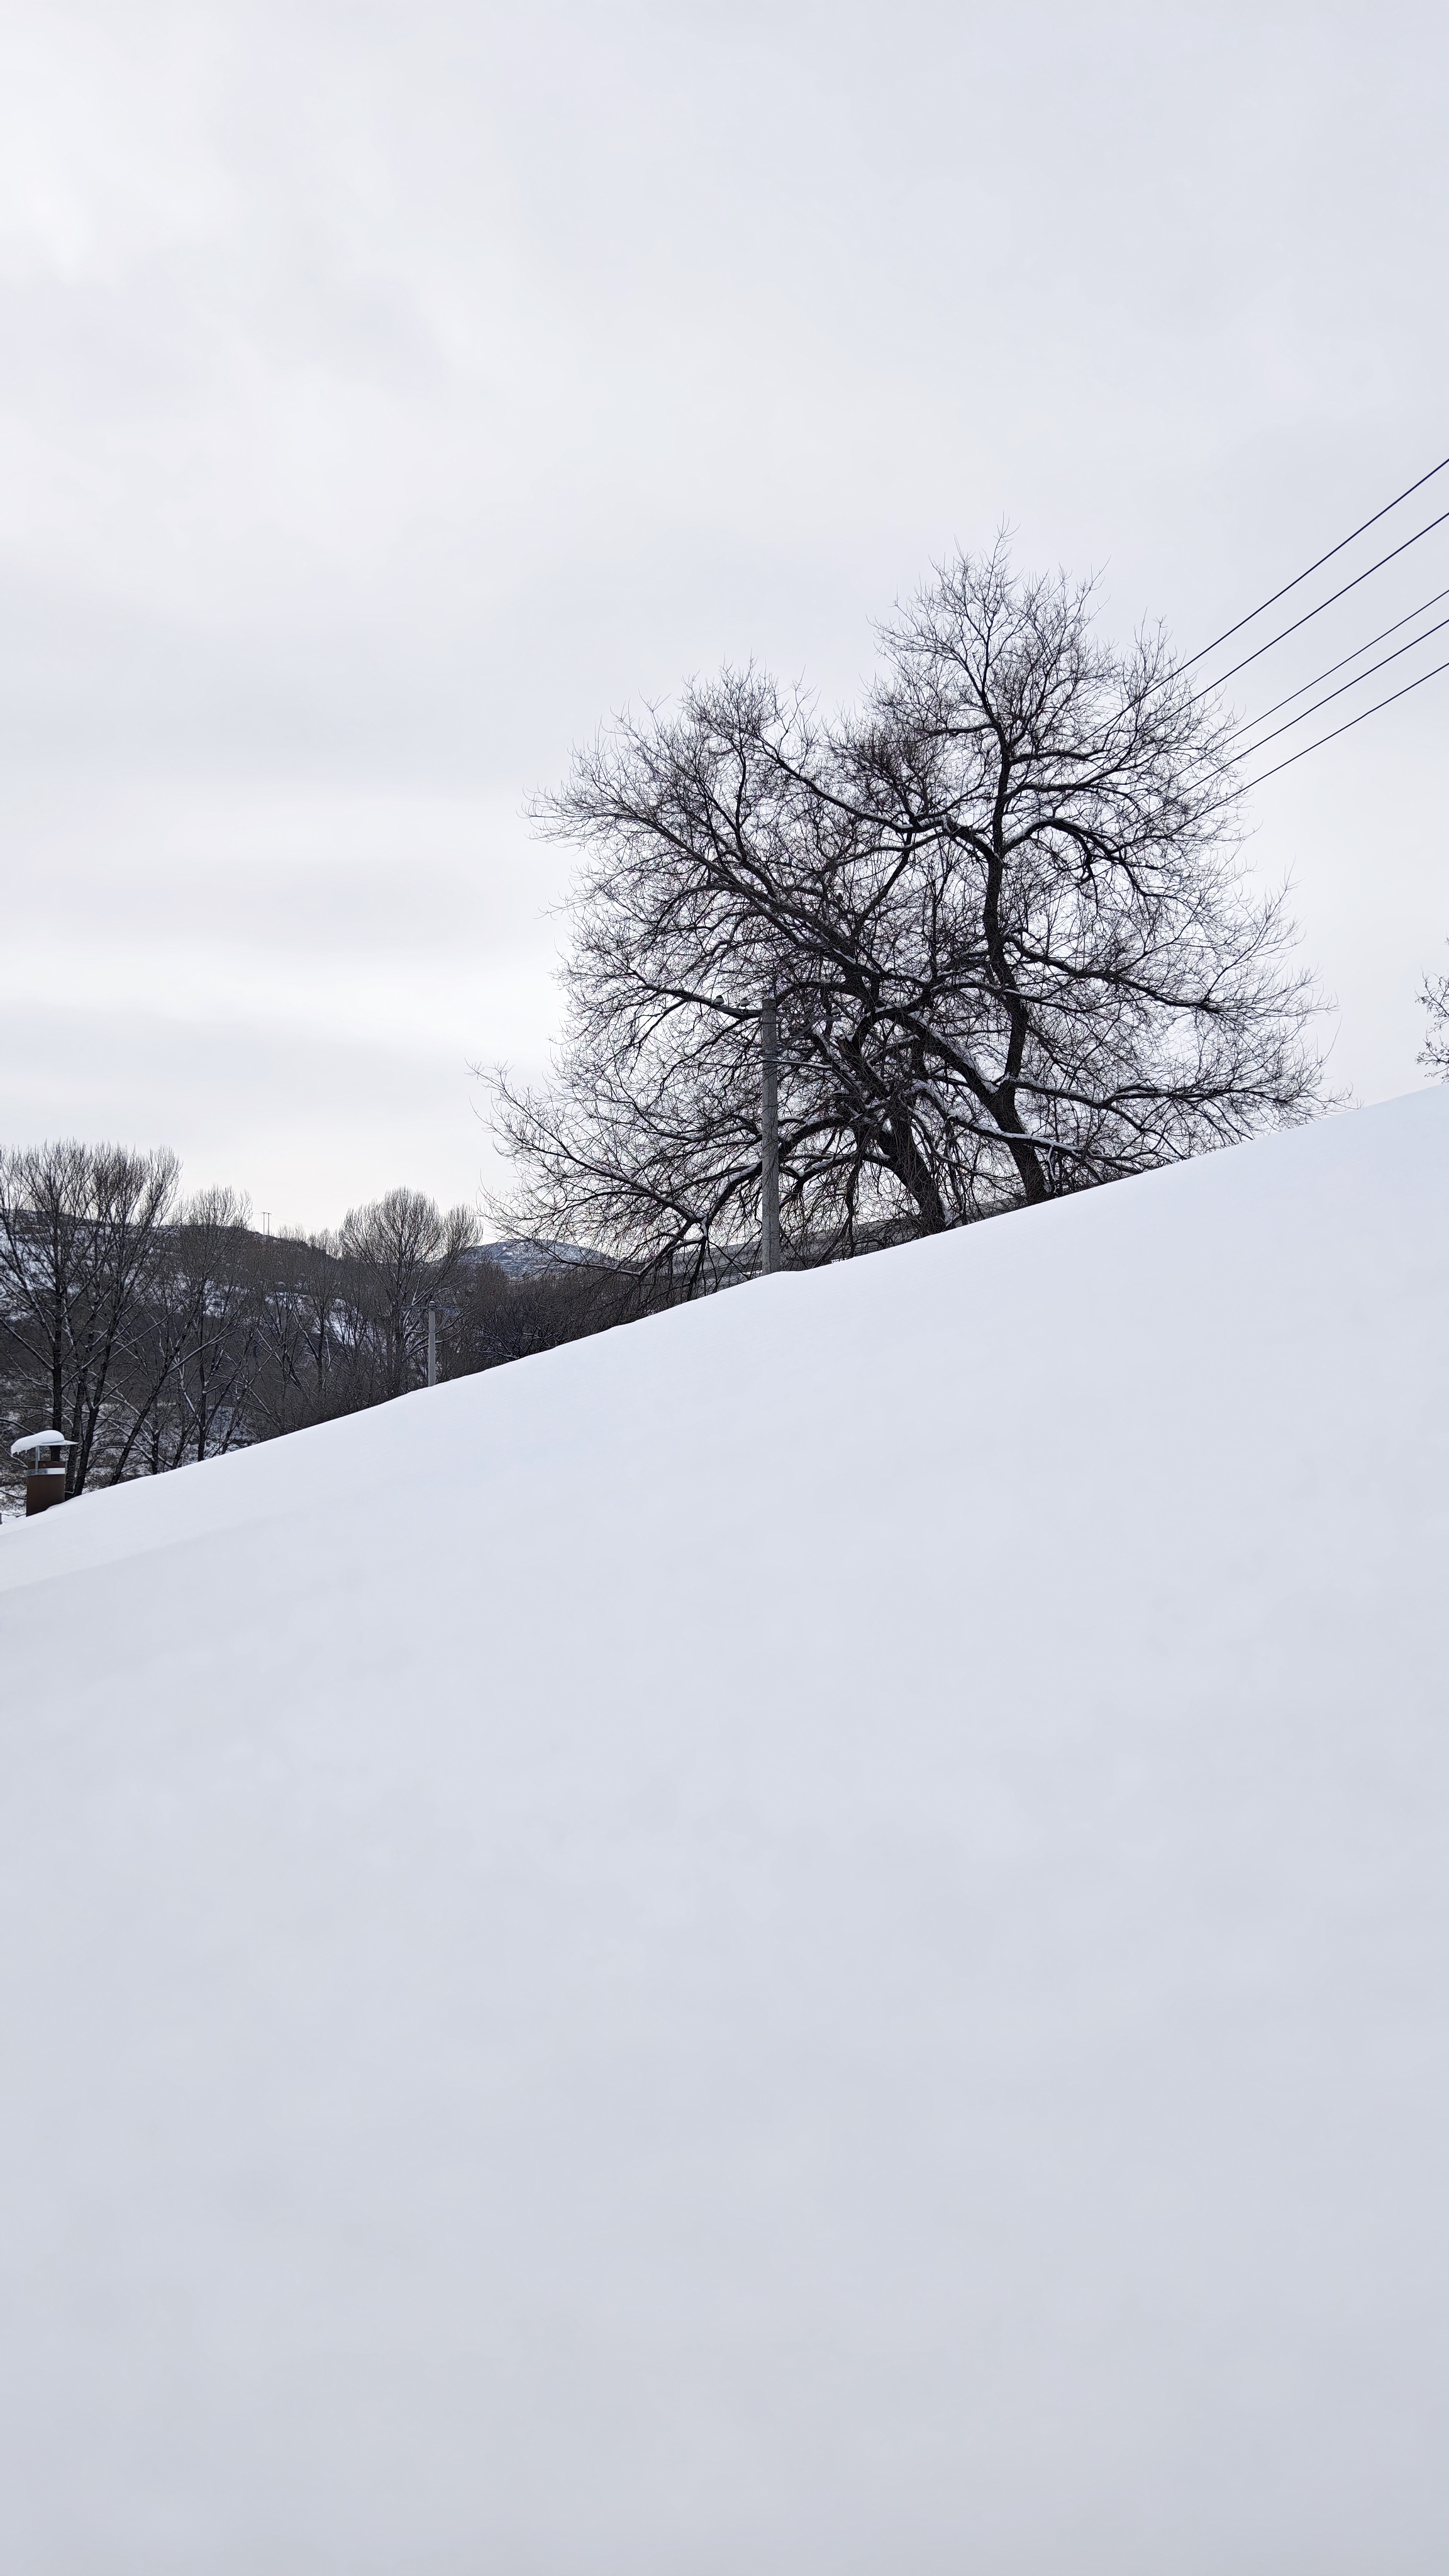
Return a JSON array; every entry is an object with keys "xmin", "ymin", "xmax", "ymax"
[
  {"xmin": 123, "ymin": 1187, "xmax": 260, "ymax": 1473},
  {"xmin": 0, "ymin": 1141, "xmax": 180, "ymax": 1491},
  {"xmin": 246, "ymin": 1228, "xmax": 355, "ymax": 1435},
  {"xmin": 489, "ymin": 545, "xmax": 1328, "ymax": 1281},
  {"xmin": 1419, "ymin": 948, "xmax": 1449, "ymax": 1074},
  {"xmin": 338, "ymin": 1189, "xmax": 476, "ymax": 1399},
  {"xmin": 0, "ymin": 1153, "xmax": 630, "ymax": 1510}
]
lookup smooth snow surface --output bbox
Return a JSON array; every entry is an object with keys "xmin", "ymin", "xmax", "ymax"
[{"xmin": 4, "ymin": 1094, "xmax": 1448, "ymax": 2575}]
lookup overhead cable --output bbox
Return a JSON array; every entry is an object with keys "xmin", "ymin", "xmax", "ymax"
[
  {"xmin": 1222, "ymin": 584, "xmax": 1449, "ymax": 738},
  {"xmin": 1189, "ymin": 504, "xmax": 1449, "ymax": 703},
  {"xmin": 1239, "ymin": 650, "xmax": 1449, "ymax": 789},
  {"xmin": 1179, "ymin": 454, "xmax": 1449, "ymax": 675},
  {"xmin": 1230, "ymin": 608, "xmax": 1449, "ymax": 755}
]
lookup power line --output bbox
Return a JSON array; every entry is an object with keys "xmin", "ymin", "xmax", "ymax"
[
  {"xmin": 1239, "ymin": 649, "xmax": 1449, "ymax": 789},
  {"xmin": 1179, "ymin": 454, "xmax": 1449, "ymax": 675},
  {"xmin": 1223, "ymin": 583, "xmax": 1449, "ymax": 739},
  {"xmin": 1190, "ymin": 503, "xmax": 1449, "ymax": 703},
  {"xmin": 1230, "ymin": 607, "xmax": 1449, "ymax": 756}
]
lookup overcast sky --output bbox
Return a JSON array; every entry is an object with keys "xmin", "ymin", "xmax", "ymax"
[{"xmin": 2, "ymin": 0, "xmax": 1446, "ymax": 1230}]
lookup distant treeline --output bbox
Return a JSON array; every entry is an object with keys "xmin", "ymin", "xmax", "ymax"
[{"xmin": 0, "ymin": 1142, "xmax": 657, "ymax": 1507}]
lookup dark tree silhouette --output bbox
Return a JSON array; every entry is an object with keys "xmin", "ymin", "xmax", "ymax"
[{"xmin": 488, "ymin": 544, "xmax": 1328, "ymax": 1284}]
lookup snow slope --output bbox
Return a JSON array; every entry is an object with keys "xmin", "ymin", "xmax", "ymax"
[{"xmin": 3, "ymin": 1092, "xmax": 1448, "ymax": 2576}]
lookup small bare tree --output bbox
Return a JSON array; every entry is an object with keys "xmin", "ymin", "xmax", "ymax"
[
  {"xmin": 0, "ymin": 1141, "xmax": 180, "ymax": 1491},
  {"xmin": 246, "ymin": 1228, "xmax": 354, "ymax": 1435},
  {"xmin": 338, "ymin": 1189, "xmax": 476, "ymax": 1399},
  {"xmin": 1419, "ymin": 949, "xmax": 1449, "ymax": 1074},
  {"xmin": 488, "ymin": 544, "xmax": 1328, "ymax": 1282},
  {"xmin": 123, "ymin": 1187, "xmax": 260, "ymax": 1472}
]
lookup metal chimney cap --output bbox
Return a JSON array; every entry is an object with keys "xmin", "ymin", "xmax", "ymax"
[{"xmin": 10, "ymin": 1430, "xmax": 75, "ymax": 1459}]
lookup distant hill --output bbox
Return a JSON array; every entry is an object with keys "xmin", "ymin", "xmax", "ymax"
[{"xmin": 463, "ymin": 1235, "xmax": 619, "ymax": 1279}]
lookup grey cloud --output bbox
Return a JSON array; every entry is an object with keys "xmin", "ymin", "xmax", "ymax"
[{"xmin": 1, "ymin": 0, "xmax": 1446, "ymax": 1223}]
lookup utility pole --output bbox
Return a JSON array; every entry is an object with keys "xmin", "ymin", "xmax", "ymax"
[
  {"xmin": 759, "ymin": 987, "xmax": 780, "ymax": 1276},
  {"xmin": 426, "ymin": 1303, "xmax": 437, "ymax": 1388}
]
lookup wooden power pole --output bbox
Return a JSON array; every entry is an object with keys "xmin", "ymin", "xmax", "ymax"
[{"xmin": 759, "ymin": 989, "xmax": 781, "ymax": 1275}]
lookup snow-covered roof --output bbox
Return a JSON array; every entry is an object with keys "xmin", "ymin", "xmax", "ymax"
[{"xmin": 9, "ymin": 1430, "xmax": 74, "ymax": 1458}]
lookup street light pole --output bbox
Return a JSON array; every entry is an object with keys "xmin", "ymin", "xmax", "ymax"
[{"xmin": 759, "ymin": 987, "xmax": 780, "ymax": 1276}]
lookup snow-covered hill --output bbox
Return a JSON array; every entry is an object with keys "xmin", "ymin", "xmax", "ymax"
[{"xmin": 4, "ymin": 1092, "xmax": 1448, "ymax": 2576}]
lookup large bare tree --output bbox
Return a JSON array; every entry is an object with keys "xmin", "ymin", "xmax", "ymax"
[{"xmin": 488, "ymin": 545, "xmax": 1328, "ymax": 1282}]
